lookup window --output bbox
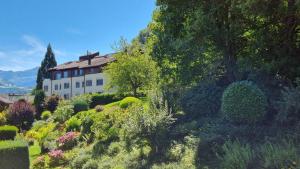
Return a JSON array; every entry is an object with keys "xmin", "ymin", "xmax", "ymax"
[
  {"xmin": 63, "ymin": 71, "xmax": 69, "ymax": 78},
  {"xmin": 79, "ymin": 69, "xmax": 84, "ymax": 76},
  {"xmin": 76, "ymin": 82, "xmax": 80, "ymax": 88},
  {"xmin": 64, "ymin": 94, "xmax": 70, "ymax": 99},
  {"xmin": 59, "ymin": 84, "xmax": 62, "ymax": 90},
  {"xmin": 73, "ymin": 70, "xmax": 79, "ymax": 77},
  {"xmin": 55, "ymin": 84, "xmax": 58, "ymax": 90},
  {"xmin": 56, "ymin": 72, "xmax": 61, "ymax": 79},
  {"xmin": 96, "ymin": 79, "xmax": 103, "ymax": 86},
  {"xmin": 64, "ymin": 83, "xmax": 70, "ymax": 89},
  {"xmin": 43, "ymin": 85, "xmax": 48, "ymax": 92},
  {"xmin": 86, "ymin": 80, "xmax": 93, "ymax": 86}
]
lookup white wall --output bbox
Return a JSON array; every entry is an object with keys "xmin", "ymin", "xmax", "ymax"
[{"xmin": 43, "ymin": 73, "xmax": 108, "ymax": 98}]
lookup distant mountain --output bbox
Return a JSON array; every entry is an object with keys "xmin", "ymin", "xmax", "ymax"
[{"xmin": 0, "ymin": 67, "xmax": 38, "ymax": 94}]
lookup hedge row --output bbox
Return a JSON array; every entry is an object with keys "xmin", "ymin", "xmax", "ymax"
[
  {"xmin": 90, "ymin": 94, "xmax": 124, "ymax": 108},
  {"xmin": 0, "ymin": 141, "xmax": 29, "ymax": 169},
  {"xmin": 0, "ymin": 125, "xmax": 18, "ymax": 140}
]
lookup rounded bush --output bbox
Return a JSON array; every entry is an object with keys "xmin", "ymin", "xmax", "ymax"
[
  {"xmin": 221, "ymin": 81, "xmax": 267, "ymax": 123},
  {"xmin": 119, "ymin": 97, "xmax": 141, "ymax": 109},
  {"xmin": 82, "ymin": 159, "xmax": 99, "ymax": 169},
  {"xmin": 41, "ymin": 111, "xmax": 51, "ymax": 120},
  {"xmin": 45, "ymin": 95, "xmax": 60, "ymax": 113},
  {"xmin": 73, "ymin": 100, "xmax": 89, "ymax": 114},
  {"xmin": 65, "ymin": 117, "xmax": 81, "ymax": 132},
  {"xmin": 95, "ymin": 105, "xmax": 104, "ymax": 112}
]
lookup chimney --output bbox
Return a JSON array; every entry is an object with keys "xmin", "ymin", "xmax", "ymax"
[{"xmin": 87, "ymin": 51, "xmax": 91, "ymax": 65}]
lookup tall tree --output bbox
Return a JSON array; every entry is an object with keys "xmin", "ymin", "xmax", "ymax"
[{"xmin": 36, "ymin": 44, "xmax": 57, "ymax": 89}]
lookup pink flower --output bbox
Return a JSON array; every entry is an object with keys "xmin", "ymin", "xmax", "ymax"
[
  {"xmin": 57, "ymin": 132, "xmax": 78, "ymax": 145},
  {"xmin": 48, "ymin": 149, "xmax": 64, "ymax": 159}
]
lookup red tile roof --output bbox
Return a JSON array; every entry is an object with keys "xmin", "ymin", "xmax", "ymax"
[{"xmin": 49, "ymin": 53, "xmax": 115, "ymax": 71}]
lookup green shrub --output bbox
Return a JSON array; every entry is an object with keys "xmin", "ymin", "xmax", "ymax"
[
  {"xmin": 221, "ymin": 81, "xmax": 267, "ymax": 123},
  {"xmin": 276, "ymin": 86, "xmax": 300, "ymax": 125},
  {"xmin": 92, "ymin": 140, "xmax": 106, "ymax": 156},
  {"xmin": 71, "ymin": 154, "xmax": 91, "ymax": 169},
  {"xmin": 45, "ymin": 95, "xmax": 60, "ymax": 113},
  {"xmin": 219, "ymin": 140, "xmax": 254, "ymax": 169},
  {"xmin": 107, "ymin": 142, "xmax": 122, "ymax": 156},
  {"xmin": 53, "ymin": 100, "xmax": 74, "ymax": 123},
  {"xmin": 41, "ymin": 111, "xmax": 51, "ymax": 120},
  {"xmin": 181, "ymin": 81, "xmax": 223, "ymax": 118},
  {"xmin": 0, "ymin": 125, "xmax": 18, "ymax": 140},
  {"xmin": 95, "ymin": 105, "xmax": 104, "ymax": 112},
  {"xmin": 90, "ymin": 93, "xmax": 121, "ymax": 108},
  {"xmin": 119, "ymin": 97, "xmax": 141, "ymax": 109},
  {"xmin": 0, "ymin": 141, "xmax": 29, "ymax": 169},
  {"xmin": 33, "ymin": 90, "xmax": 46, "ymax": 118},
  {"xmin": 260, "ymin": 140, "xmax": 299, "ymax": 169},
  {"xmin": 82, "ymin": 159, "xmax": 99, "ymax": 169},
  {"xmin": 73, "ymin": 100, "xmax": 89, "ymax": 114},
  {"xmin": 0, "ymin": 112, "xmax": 6, "ymax": 125},
  {"xmin": 66, "ymin": 117, "xmax": 82, "ymax": 132}
]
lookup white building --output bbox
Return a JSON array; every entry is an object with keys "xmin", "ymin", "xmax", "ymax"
[{"xmin": 42, "ymin": 52, "xmax": 115, "ymax": 99}]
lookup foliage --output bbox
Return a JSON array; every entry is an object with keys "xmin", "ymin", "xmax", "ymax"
[
  {"xmin": 260, "ymin": 140, "xmax": 299, "ymax": 169},
  {"xmin": 45, "ymin": 95, "xmax": 60, "ymax": 113},
  {"xmin": 119, "ymin": 96, "xmax": 142, "ymax": 109},
  {"xmin": 32, "ymin": 155, "xmax": 46, "ymax": 169},
  {"xmin": 36, "ymin": 44, "xmax": 57, "ymax": 89},
  {"xmin": 122, "ymin": 101, "xmax": 175, "ymax": 155},
  {"xmin": 219, "ymin": 140, "xmax": 254, "ymax": 169},
  {"xmin": 41, "ymin": 111, "xmax": 51, "ymax": 120},
  {"xmin": 0, "ymin": 112, "xmax": 6, "ymax": 125},
  {"xmin": 181, "ymin": 81, "xmax": 223, "ymax": 119},
  {"xmin": 0, "ymin": 140, "xmax": 29, "ymax": 169},
  {"xmin": 71, "ymin": 153, "xmax": 91, "ymax": 169},
  {"xmin": 221, "ymin": 81, "xmax": 267, "ymax": 123},
  {"xmin": 53, "ymin": 100, "xmax": 74, "ymax": 123},
  {"xmin": 276, "ymin": 85, "xmax": 300, "ymax": 125},
  {"xmin": 95, "ymin": 105, "xmax": 104, "ymax": 112},
  {"xmin": 65, "ymin": 116, "xmax": 82, "ymax": 131},
  {"xmin": 105, "ymin": 47, "xmax": 158, "ymax": 96},
  {"xmin": 57, "ymin": 132, "xmax": 79, "ymax": 150},
  {"xmin": 33, "ymin": 89, "xmax": 45, "ymax": 118},
  {"xmin": 82, "ymin": 159, "xmax": 99, "ymax": 169},
  {"xmin": 73, "ymin": 99, "xmax": 89, "ymax": 114},
  {"xmin": 48, "ymin": 149, "xmax": 66, "ymax": 167},
  {"xmin": 0, "ymin": 125, "xmax": 18, "ymax": 140},
  {"xmin": 6, "ymin": 99, "xmax": 35, "ymax": 130},
  {"xmin": 90, "ymin": 93, "xmax": 122, "ymax": 108}
]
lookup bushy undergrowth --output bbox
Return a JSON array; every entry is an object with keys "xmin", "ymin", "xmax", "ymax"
[
  {"xmin": 53, "ymin": 100, "xmax": 74, "ymax": 123},
  {"xmin": 221, "ymin": 81, "xmax": 267, "ymax": 123},
  {"xmin": 41, "ymin": 111, "xmax": 51, "ymax": 120},
  {"xmin": 0, "ymin": 112, "xmax": 6, "ymax": 125}
]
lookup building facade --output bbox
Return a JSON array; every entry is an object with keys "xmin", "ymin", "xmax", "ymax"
[{"xmin": 42, "ymin": 52, "xmax": 115, "ymax": 99}]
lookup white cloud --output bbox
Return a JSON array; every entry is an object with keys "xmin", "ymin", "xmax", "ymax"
[{"xmin": 0, "ymin": 35, "xmax": 67, "ymax": 71}]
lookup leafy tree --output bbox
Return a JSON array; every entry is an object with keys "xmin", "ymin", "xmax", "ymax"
[
  {"xmin": 105, "ymin": 40, "xmax": 158, "ymax": 96},
  {"xmin": 36, "ymin": 44, "xmax": 57, "ymax": 89}
]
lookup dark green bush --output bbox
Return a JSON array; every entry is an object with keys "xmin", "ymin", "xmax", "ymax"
[
  {"xmin": 181, "ymin": 81, "xmax": 223, "ymax": 118},
  {"xmin": 0, "ymin": 125, "xmax": 18, "ymax": 140},
  {"xmin": 221, "ymin": 81, "xmax": 267, "ymax": 123},
  {"xmin": 276, "ymin": 86, "xmax": 300, "ymax": 125},
  {"xmin": 73, "ymin": 100, "xmax": 89, "ymax": 114},
  {"xmin": 0, "ymin": 141, "xmax": 29, "ymax": 169},
  {"xmin": 119, "ymin": 97, "xmax": 141, "ymax": 109},
  {"xmin": 33, "ymin": 90, "xmax": 46, "ymax": 118},
  {"xmin": 90, "ymin": 93, "xmax": 121, "ymax": 108}
]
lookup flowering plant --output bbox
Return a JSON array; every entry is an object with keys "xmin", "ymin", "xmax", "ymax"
[
  {"xmin": 57, "ymin": 132, "xmax": 79, "ymax": 150},
  {"xmin": 48, "ymin": 149, "xmax": 65, "ymax": 167}
]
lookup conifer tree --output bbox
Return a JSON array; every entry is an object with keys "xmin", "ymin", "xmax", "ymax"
[{"xmin": 36, "ymin": 44, "xmax": 57, "ymax": 89}]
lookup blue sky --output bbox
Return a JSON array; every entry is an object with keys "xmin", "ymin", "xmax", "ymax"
[{"xmin": 0, "ymin": 0, "xmax": 156, "ymax": 71}]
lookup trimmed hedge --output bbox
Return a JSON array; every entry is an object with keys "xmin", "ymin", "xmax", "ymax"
[
  {"xmin": 0, "ymin": 141, "xmax": 29, "ymax": 169},
  {"xmin": 73, "ymin": 100, "xmax": 89, "ymax": 114},
  {"xmin": 0, "ymin": 125, "xmax": 18, "ymax": 140},
  {"xmin": 221, "ymin": 81, "xmax": 267, "ymax": 123},
  {"xmin": 90, "ymin": 94, "xmax": 122, "ymax": 108},
  {"xmin": 119, "ymin": 97, "xmax": 141, "ymax": 109}
]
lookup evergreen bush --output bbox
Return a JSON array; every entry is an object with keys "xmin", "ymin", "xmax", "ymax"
[
  {"xmin": 0, "ymin": 125, "xmax": 18, "ymax": 140},
  {"xmin": 73, "ymin": 100, "xmax": 89, "ymax": 114},
  {"xmin": 90, "ymin": 93, "xmax": 120, "ymax": 108},
  {"xmin": 221, "ymin": 81, "xmax": 267, "ymax": 123},
  {"xmin": 0, "ymin": 141, "xmax": 29, "ymax": 169},
  {"xmin": 119, "ymin": 97, "xmax": 141, "ymax": 109}
]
